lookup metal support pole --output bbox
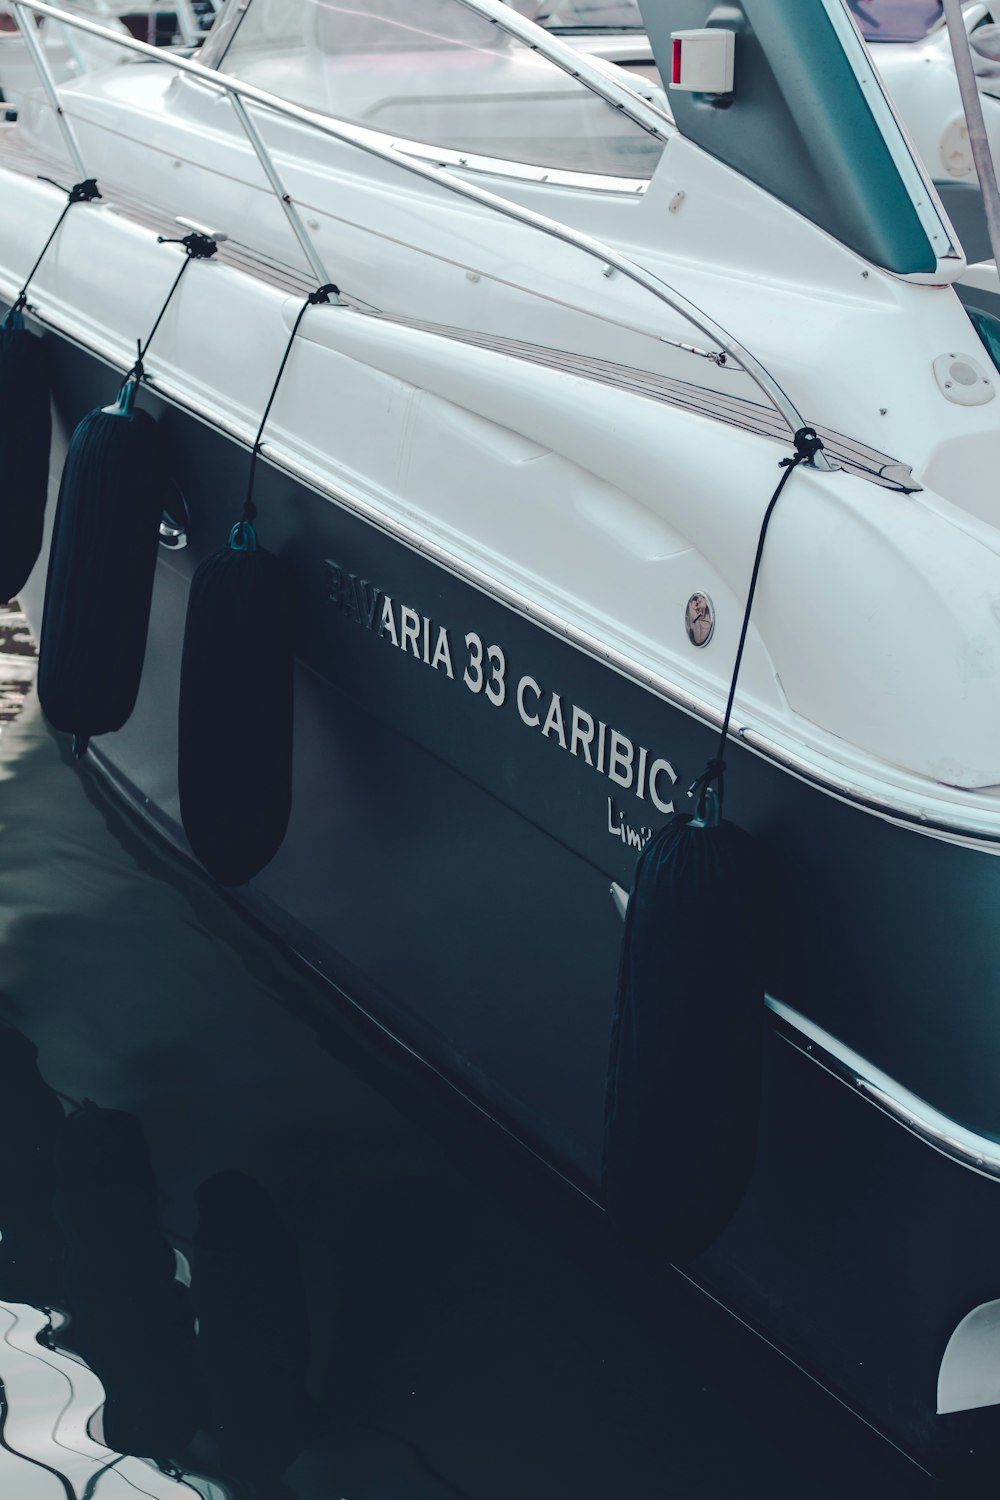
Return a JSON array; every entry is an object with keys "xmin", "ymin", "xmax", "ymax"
[
  {"xmin": 172, "ymin": 0, "xmax": 200, "ymax": 49},
  {"xmin": 942, "ymin": 0, "xmax": 1000, "ymax": 267},
  {"xmin": 10, "ymin": 1, "xmax": 89, "ymax": 181},
  {"xmin": 228, "ymin": 93, "xmax": 334, "ymax": 289}
]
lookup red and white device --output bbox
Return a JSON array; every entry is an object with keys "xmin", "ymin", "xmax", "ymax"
[{"xmin": 669, "ymin": 29, "xmax": 735, "ymax": 94}]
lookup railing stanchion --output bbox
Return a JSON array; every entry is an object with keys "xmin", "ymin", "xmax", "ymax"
[
  {"xmin": 229, "ymin": 93, "xmax": 334, "ymax": 289},
  {"xmin": 10, "ymin": 1, "xmax": 89, "ymax": 180}
]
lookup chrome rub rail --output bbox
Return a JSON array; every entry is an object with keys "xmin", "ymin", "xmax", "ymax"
[{"xmin": 768, "ymin": 996, "xmax": 1000, "ymax": 1182}]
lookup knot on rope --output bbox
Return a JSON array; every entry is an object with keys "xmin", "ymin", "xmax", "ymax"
[
  {"xmin": 156, "ymin": 231, "xmax": 219, "ymax": 260},
  {"xmin": 121, "ymin": 338, "xmax": 145, "ymax": 394},
  {"xmin": 68, "ymin": 178, "xmax": 101, "ymax": 205},
  {"xmin": 688, "ymin": 757, "xmax": 726, "ymax": 797},
  {"xmin": 309, "ymin": 282, "xmax": 340, "ymax": 304},
  {"xmin": 781, "ymin": 426, "xmax": 824, "ymax": 468},
  {"xmin": 687, "ymin": 757, "xmax": 726, "ymax": 824},
  {"xmin": 36, "ymin": 176, "xmax": 102, "ymax": 204},
  {"xmin": 181, "ymin": 231, "xmax": 218, "ymax": 260}
]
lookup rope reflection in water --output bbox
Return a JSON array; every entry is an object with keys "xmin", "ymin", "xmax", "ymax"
[{"xmin": 0, "ymin": 1300, "xmax": 232, "ymax": 1496}]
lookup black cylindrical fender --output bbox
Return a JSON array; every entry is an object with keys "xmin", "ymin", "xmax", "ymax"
[
  {"xmin": 37, "ymin": 399, "xmax": 170, "ymax": 745},
  {"xmin": 603, "ymin": 814, "xmax": 772, "ymax": 1261},
  {"xmin": 178, "ymin": 521, "xmax": 295, "ymax": 886},
  {"xmin": 0, "ymin": 319, "xmax": 51, "ymax": 603}
]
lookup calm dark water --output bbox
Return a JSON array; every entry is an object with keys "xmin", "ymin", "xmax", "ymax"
[{"xmin": 0, "ymin": 604, "xmax": 936, "ymax": 1500}]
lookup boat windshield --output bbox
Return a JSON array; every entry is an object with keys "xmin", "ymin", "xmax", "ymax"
[{"xmin": 218, "ymin": 0, "xmax": 663, "ymax": 179}]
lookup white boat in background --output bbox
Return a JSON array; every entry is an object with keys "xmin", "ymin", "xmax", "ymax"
[
  {"xmin": 2, "ymin": 0, "xmax": 1000, "ymax": 1477},
  {"xmin": 846, "ymin": 2, "xmax": 1000, "ymax": 262},
  {"xmin": 0, "ymin": 0, "xmax": 218, "ymax": 112}
]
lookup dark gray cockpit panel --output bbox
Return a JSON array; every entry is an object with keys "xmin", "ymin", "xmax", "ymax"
[{"xmin": 639, "ymin": 0, "xmax": 951, "ymax": 276}]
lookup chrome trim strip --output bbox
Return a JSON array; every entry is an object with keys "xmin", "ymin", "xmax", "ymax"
[
  {"xmin": 366, "ymin": 311, "xmax": 914, "ymax": 490},
  {"xmin": 387, "ymin": 139, "xmax": 651, "ymax": 196},
  {"xmin": 740, "ymin": 726, "xmax": 1000, "ymax": 844},
  {"xmin": 9, "ymin": 0, "xmax": 829, "ymax": 462},
  {"xmin": 767, "ymin": 996, "xmax": 1000, "ymax": 1181}
]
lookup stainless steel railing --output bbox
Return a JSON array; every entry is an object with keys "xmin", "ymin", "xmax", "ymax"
[{"xmin": 6, "ymin": 0, "xmax": 833, "ymax": 468}]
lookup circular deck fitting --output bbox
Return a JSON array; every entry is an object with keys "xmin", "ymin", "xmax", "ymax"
[{"xmin": 685, "ymin": 591, "xmax": 715, "ymax": 647}]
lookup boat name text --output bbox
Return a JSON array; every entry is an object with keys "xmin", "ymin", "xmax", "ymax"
[{"xmin": 325, "ymin": 560, "xmax": 677, "ymax": 815}]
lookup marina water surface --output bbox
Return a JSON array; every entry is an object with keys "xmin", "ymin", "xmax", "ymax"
[{"xmin": 0, "ymin": 603, "xmax": 938, "ymax": 1498}]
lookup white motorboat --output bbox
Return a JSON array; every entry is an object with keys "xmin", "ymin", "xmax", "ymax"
[{"xmin": 2, "ymin": 0, "xmax": 1000, "ymax": 1476}]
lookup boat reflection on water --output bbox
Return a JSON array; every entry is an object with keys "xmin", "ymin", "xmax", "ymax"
[
  {"xmin": 0, "ymin": 1024, "xmax": 270, "ymax": 1496},
  {"xmin": 193, "ymin": 1171, "xmax": 311, "ymax": 1486},
  {"xmin": 0, "ymin": 667, "xmax": 938, "ymax": 1498},
  {"xmin": 0, "ymin": 1026, "xmax": 64, "ymax": 1308},
  {"xmin": 54, "ymin": 1102, "xmax": 200, "ymax": 1468}
]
